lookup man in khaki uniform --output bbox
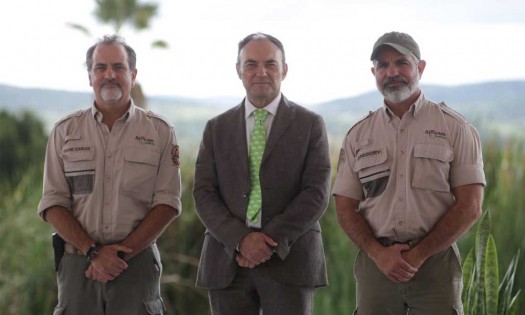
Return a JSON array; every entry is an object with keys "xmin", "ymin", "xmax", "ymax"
[
  {"xmin": 38, "ymin": 35, "xmax": 181, "ymax": 315},
  {"xmin": 333, "ymin": 31, "xmax": 486, "ymax": 314}
]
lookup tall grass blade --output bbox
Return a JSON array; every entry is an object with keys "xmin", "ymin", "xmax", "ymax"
[{"xmin": 484, "ymin": 235, "xmax": 499, "ymax": 315}]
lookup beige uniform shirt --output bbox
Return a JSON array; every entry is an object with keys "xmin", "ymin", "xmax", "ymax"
[
  {"xmin": 38, "ymin": 103, "xmax": 182, "ymax": 244},
  {"xmin": 333, "ymin": 93, "xmax": 486, "ymax": 241}
]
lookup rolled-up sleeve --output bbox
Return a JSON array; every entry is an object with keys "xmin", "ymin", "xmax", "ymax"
[
  {"xmin": 332, "ymin": 138, "xmax": 365, "ymax": 201},
  {"xmin": 450, "ymin": 123, "xmax": 486, "ymax": 188},
  {"xmin": 37, "ymin": 127, "xmax": 72, "ymax": 219},
  {"xmin": 150, "ymin": 125, "xmax": 182, "ymax": 215}
]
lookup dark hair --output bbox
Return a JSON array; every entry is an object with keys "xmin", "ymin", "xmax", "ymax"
[
  {"xmin": 85, "ymin": 35, "xmax": 137, "ymax": 71},
  {"xmin": 237, "ymin": 32, "xmax": 286, "ymax": 64}
]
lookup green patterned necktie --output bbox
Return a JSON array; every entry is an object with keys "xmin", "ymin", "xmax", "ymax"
[{"xmin": 247, "ymin": 109, "xmax": 269, "ymax": 223}]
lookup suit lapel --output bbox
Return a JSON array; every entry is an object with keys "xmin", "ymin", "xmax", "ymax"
[
  {"xmin": 232, "ymin": 102, "xmax": 250, "ymax": 176},
  {"xmin": 262, "ymin": 96, "xmax": 295, "ymax": 163}
]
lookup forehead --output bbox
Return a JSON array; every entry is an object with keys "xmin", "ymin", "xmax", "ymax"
[
  {"xmin": 92, "ymin": 44, "xmax": 128, "ymax": 63},
  {"xmin": 374, "ymin": 46, "xmax": 409, "ymax": 61},
  {"xmin": 239, "ymin": 39, "xmax": 283, "ymax": 62}
]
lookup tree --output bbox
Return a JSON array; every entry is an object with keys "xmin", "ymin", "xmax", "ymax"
[
  {"xmin": 0, "ymin": 110, "xmax": 47, "ymax": 194},
  {"xmin": 67, "ymin": 0, "xmax": 169, "ymax": 108}
]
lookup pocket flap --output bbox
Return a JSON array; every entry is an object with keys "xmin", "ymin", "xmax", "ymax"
[
  {"xmin": 62, "ymin": 148, "xmax": 94, "ymax": 162},
  {"xmin": 414, "ymin": 144, "xmax": 453, "ymax": 162},
  {"xmin": 124, "ymin": 147, "xmax": 160, "ymax": 166},
  {"xmin": 355, "ymin": 146, "xmax": 387, "ymax": 171}
]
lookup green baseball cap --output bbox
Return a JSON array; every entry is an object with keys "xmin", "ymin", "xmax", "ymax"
[{"xmin": 370, "ymin": 31, "xmax": 421, "ymax": 60}]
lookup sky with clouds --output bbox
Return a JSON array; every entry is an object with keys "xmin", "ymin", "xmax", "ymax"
[{"xmin": 1, "ymin": 0, "xmax": 524, "ymax": 104}]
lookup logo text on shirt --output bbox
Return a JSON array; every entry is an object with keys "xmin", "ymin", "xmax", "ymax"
[
  {"xmin": 357, "ymin": 149, "xmax": 381, "ymax": 161},
  {"xmin": 136, "ymin": 136, "xmax": 155, "ymax": 145},
  {"xmin": 425, "ymin": 130, "xmax": 446, "ymax": 139},
  {"xmin": 64, "ymin": 146, "xmax": 91, "ymax": 152}
]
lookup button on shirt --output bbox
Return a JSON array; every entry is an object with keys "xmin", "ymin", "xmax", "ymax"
[
  {"xmin": 332, "ymin": 93, "xmax": 486, "ymax": 241},
  {"xmin": 38, "ymin": 102, "xmax": 182, "ymax": 244},
  {"xmin": 244, "ymin": 94, "xmax": 280, "ymax": 227}
]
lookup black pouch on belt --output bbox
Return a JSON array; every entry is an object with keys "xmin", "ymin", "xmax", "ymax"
[{"xmin": 52, "ymin": 233, "xmax": 65, "ymax": 271}]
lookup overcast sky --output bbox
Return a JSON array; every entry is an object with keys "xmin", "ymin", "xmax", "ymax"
[{"xmin": 1, "ymin": 0, "xmax": 524, "ymax": 104}]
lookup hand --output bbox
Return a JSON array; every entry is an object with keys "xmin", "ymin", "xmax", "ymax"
[
  {"xmin": 236, "ymin": 253, "xmax": 257, "ymax": 268},
  {"xmin": 238, "ymin": 232, "xmax": 277, "ymax": 266},
  {"xmin": 84, "ymin": 244, "xmax": 132, "ymax": 282},
  {"xmin": 372, "ymin": 244, "xmax": 418, "ymax": 283},
  {"xmin": 401, "ymin": 247, "xmax": 425, "ymax": 270}
]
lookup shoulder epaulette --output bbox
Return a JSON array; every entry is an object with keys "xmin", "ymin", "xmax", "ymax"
[
  {"xmin": 345, "ymin": 110, "xmax": 374, "ymax": 136},
  {"xmin": 54, "ymin": 109, "xmax": 85, "ymax": 127},
  {"xmin": 146, "ymin": 110, "xmax": 174, "ymax": 128},
  {"xmin": 437, "ymin": 102, "xmax": 471, "ymax": 124}
]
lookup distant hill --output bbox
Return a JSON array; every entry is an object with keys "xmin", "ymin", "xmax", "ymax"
[
  {"xmin": 1, "ymin": 81, "xmax": 524, "ymax": 145},
  {"xmin": 312, "ymin": 81, "xmax": 525, "ymax": 139}
]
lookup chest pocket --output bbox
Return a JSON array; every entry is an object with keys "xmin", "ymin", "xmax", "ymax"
[
  {"xmin": 63, "ymin": 148, "xmax": 95, "ymax": 195},
  {"xmin": 122, "ymin": 147, "xmax": 160, "ymax": 202},
  {"xmin": 354, "ymin": 146, "xmax": 390, "ymax": 198},
  {"xmin": 412, "ymin": 144, "xmax": 453, "ymax": 192}
]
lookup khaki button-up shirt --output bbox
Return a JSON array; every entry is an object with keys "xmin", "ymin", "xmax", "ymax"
[
  {"xmin": 333, "ymin": 93, "xmax": 486, "ymax": 241},
  {"xmin": 38, "ymin": 103, "xmax": 182, "ymax": 244}
]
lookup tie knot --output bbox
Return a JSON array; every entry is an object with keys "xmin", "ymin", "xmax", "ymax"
[{"xmin": 254, "ymin": 109, "xmax": 268, "ymax": 122}]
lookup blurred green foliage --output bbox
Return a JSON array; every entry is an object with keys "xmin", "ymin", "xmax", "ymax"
[
  {"xmin": 0, "ymin": 109, "xmax": 523, "ymax": 314},
  {"xmin": 462, "ymin": 210, "xmax": 521, "ymax": 315}
]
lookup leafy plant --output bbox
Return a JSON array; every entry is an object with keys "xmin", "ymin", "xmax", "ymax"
[{"xmin": 462, "ymin": 209, "xmax": 521, "ymax": 315}]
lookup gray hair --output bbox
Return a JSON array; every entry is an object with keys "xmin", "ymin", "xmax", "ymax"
[
  {"xmin": 85, "ymin": 35, "xmax": 137, "ymax": 71},
  {"xmin": 237, "ymin": 32, "xmax": 286, "ymax": 64}
]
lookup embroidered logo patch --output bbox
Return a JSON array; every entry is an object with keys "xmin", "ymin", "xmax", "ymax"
[
  {"xmin": 136, "ymin": 136, "xmax": 155, "ymax": 145},
  {"xmin": 171, "ymin": 145, "xmax": 180, "ymax": 167},
  {"xmin": 357, "ymin": 149, "xmax": 381, "ymax": 161},
  {"xmin": 425, "ymin": 130, "xmax": 446, "ymax": 139},
  {"xmin": 63, "ymin": 146, "xmax": 91, "ymax": 152}
]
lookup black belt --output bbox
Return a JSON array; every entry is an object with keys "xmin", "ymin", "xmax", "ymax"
[{"xmin": 377, "ymin": 237, "xmax": 419, "ymax": 248}]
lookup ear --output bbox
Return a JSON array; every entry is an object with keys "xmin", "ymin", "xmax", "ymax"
[
  {"xmin": 236, "ymin": 63, "xmax": 241, "ymax": 79},
  {"xmin": 281, "ymin": 63, "xmax": 288, "ymax": 80},
  {"xmin": 417, "ymin": 60, "xmax": 426, "ymax": 78},
  {"xmin": 131, "ymin": 69, "xmax": 138, "ymax": 87},
  {"xmin": 371, "ymin": 66, "xmax": 376, "ymax": 76},
  {"xmin": 88, "ymin": 73, "xmax": 93, "ymax": 87}
]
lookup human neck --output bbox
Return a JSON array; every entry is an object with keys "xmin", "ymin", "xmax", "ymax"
[{"xmin": 385, "ymin": 90, "xmax": 420, "ymax": 118}]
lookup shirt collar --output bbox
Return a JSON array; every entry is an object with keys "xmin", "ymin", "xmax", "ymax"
[
  {"xmin": 91, "ymin": 99, "xmax": 136, "ymax": 123},
  {"xmin": 244, "ymin": 94, "xmax": 281, "ymax": 119},
  {"xmin": 382, "ymin": 92, "xmax": 426, "ymax": 121}
]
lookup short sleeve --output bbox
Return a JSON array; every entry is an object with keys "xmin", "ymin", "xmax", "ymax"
[
  {"xmin": 332, "ymin": 137, "xmax": 365, "ymax": 200},
  {"xmin": 449, "ymin": 123, "xmax": 486, "ymax": 188},
  {"xmin": 150, "ymin": 125, "xmax": 182, "ymax": 215}
]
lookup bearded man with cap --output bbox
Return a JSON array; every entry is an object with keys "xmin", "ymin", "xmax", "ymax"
[{"xmin": 332, "ymin": 31, "xmax": 486, "ymax": 314}]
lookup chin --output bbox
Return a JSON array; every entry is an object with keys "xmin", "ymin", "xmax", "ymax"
[{"xmin": 101, "ymin": 89, "xmax": 123, "ymax": 103}]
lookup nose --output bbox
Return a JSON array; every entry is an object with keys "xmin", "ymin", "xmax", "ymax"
[
  {"xmin": 386, "ymin": 64, "xmax": 399, "ymax": 77},
  {"xmin": 104, "ymin": 67, "xmax": 116, "ymax": 79},
  {"xmin": 255, "ymin": 65, "xmax": 267, "ymax": 77}
]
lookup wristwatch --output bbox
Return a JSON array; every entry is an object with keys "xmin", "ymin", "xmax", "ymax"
[{"xmin": 86, "ymin": 243, "xmax": 100, "ymax": 263}]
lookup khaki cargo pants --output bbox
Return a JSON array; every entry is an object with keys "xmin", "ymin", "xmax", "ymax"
[
  {"xmin": 353, "ymin": 243, "xmax": 464, "ymax": 315},
  {"xmin": 53, "ymin": 244, "xmax": 165, "ymax": 315}
]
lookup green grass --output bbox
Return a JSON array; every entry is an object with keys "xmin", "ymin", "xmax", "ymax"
[{"xmin": 1, "ymin": 134, "xmax": 523, "ymax": 314}]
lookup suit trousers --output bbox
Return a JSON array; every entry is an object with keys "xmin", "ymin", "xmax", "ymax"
[
  {"xmin": 353, "ymin": 244, "xmax": 464, "ymax": 315},
  {"xmin": 53, "ymin": 244, "xmax": 165, "ymax": 315},
  {"xmin": 208, "ymin": 265, "xmax": 315, "ymax": 315}
]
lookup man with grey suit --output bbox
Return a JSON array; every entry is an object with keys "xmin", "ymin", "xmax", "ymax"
[{"xmin": 193, "ymin": 32, "xmax": 331, "ymax": 315}]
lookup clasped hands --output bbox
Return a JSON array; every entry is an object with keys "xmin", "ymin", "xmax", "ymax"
[
  {"xmin": 84, "ymin": 244, "xmax": 133, "ymax": 283},
  {"xmin": 373, "ymin": 244, "xmax": 424, "ymax": 283},
  {"xmin": 236, "ymin": 232, "xmax": 278, "ymax": 268}
]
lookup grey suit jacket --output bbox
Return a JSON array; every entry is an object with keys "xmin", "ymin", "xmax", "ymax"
[{"xmin": 193, "ymin": 95, "xmax": 331, "ymax": 289}]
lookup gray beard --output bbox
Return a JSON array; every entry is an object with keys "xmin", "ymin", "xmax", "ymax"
[
  {"xmin": 382, "ymin": 84, "xmax": 413, "ymax": 103},
  {"xmin": 380, "ymin": 76, "xmax": 419, "ymax": 104},
  {"xmin": 101, "ymin": 86, "xmax": 123, "ymax": 103}
]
